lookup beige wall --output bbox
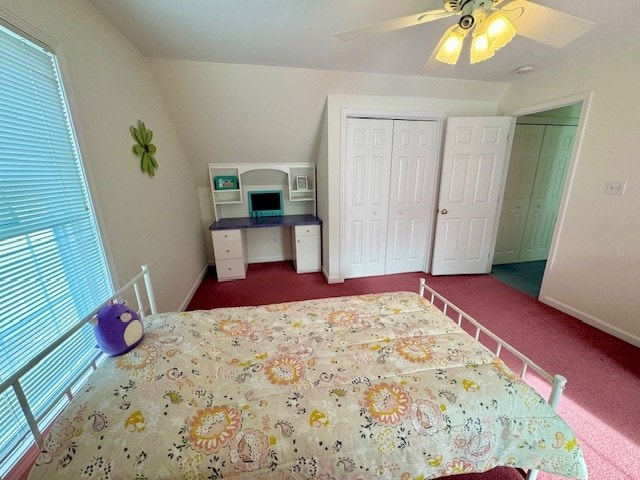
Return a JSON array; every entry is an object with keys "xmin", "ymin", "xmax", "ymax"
[
  {"xmin": 0, "ymin": 0, "xmax": 207, "ymax": 312},
  {"xmin": 149, "ymin": 59, "xmax": 509, "ymax": 265},
  {"xmin": 499, "ymin": 42, "xmax": 640, "ymax": 346},
  {"xmin": 149, "ymin": 59, "xmax": 510, "ymax": 189}
]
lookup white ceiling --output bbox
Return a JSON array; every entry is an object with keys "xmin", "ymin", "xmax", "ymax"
[{"xmin": 89, "ymin": 0, "xmax": 640, "ymax": 83}]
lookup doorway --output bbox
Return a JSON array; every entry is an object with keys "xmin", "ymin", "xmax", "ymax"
[{"xmin": 492, "ymin": 103, "xmax": 582, "ymax": 297}]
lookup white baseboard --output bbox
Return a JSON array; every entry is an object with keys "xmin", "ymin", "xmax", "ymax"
[
  {"xmin": 322, "ymin": 266, "xmax": 343, "ymax": 284},
  {"xmin": 541, "ymin": 295, "xmax": 640, "ymax": 348},
  {"xmin": 179, "ymin": 263, "xmax": 209, "ymax": 312}
]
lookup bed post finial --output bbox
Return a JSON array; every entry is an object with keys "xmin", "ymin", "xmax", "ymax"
[
  {"xmin": 549, "ymin": 374, "xmax": 567, "ymax": 411},
  {"xmin": 141, "ymin": 264, "xmax": 158, "ymax": 314},
  {"xmin": 419, "ymin": 278, "xmax": 426, "ymax": 297}
]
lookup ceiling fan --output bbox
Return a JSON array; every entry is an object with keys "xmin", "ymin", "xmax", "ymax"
[{"xmin": 335, "ymin": 0, "xmax": 594, "ymax": 73}]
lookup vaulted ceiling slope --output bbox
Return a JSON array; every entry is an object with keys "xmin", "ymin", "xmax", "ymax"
[{"xmin": 90, "ymin": 0, "xmax": 640, "ymax": 82}]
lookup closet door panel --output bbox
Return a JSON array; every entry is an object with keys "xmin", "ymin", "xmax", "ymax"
[
  {"xmin": 494, "ymin": 124, "xmax": 544, "ymax": 264},
  {"xmin": 342, "ymin": 118, "xmax": 393, "ymax": 278},
  {"xmin": 519, "ymin": 125, "xmax": 576, "ymax": 262},
  {"xmin": 385, "ymin": 120, "xmax": 439, "ymax": 274}
]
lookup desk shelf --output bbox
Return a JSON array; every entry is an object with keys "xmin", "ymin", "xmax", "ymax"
[
  {"xmin": 214, "ymin": 190, "xmax": 242, "ymax": 204},
  {"xmin": 288, "ymin": 165, "xmax": 315, "ymax": 202},
  {"xmin": 209, "ymin": 162, "xmax": 316, "ymax": 221},
  {"xmin": 210, "ymin": 165, "xmax": 243, "ymax": 208}
]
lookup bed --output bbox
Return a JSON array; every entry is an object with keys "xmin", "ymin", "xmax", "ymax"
[{"xmin": 23, "ymin": 267, "xmax": 587, "ymax": 480}]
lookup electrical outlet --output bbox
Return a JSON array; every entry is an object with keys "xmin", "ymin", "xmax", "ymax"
[{"xmin": 604, "ymin": 180, "xmax": 627, "ymax": 195}]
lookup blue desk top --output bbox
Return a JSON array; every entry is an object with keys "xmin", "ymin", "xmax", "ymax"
[{"xmin": 210, "ymin": 214, "xmax": 321, "ymax": 231}]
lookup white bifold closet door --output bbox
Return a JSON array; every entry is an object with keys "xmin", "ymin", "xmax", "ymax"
[
  {"xmin": 342, "ymin": 117, "xmax": 438, "ymax": 279},
  {"xmin": 343, "ymin": 118, "xmax": 393, "ymax": 278},
  {"xmin": 385, "ymin": 120, "xmax": 439, "ymax": 274},
  {"xmin": 493, "ymin": 124, "xmax": 576, "ymax": 264},
  {"xmin": 518, "ymin": 125, "xmax": 575, "ymax": 262},
  {"xmin": 493, "ymin": 124, "xmax": 544, "ymax": 265}
]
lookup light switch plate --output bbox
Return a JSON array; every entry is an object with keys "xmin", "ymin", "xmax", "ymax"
[{"xmin": 604, "ymin": 180, "xmax": 627, "ymax": 195}]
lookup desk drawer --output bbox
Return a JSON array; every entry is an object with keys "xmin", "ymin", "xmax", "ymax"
[
  {"xmin": 216, "ymin": 259, "xmax": 246, "ymax": 281},
  {"xmin": 294, "ymin": 225, "xmax": 320, "ymax": 237},
  {"xmin": 211, "ymin": 229, "xmax": 242, "ymax": 243},
  {"xmin": 213, "ymin": 241, "xmax": 243, "ymax": 260}
]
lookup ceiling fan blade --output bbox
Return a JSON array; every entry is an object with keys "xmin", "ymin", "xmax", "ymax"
[
  {"xmin": 420, "ymin": 49, "xmax": 445, "ymax": 75},
  {"xmin": 335, "ymin": 9, "xmax": 453, "ymax": 41},
  {"xmin": 501, "ymin": 0, "xmax": 594, "ymax": 48}
]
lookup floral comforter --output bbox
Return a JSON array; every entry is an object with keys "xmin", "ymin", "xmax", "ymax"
[{"xmin": 29, "ymin": 291, "xmax": 587, "ymax": 479}]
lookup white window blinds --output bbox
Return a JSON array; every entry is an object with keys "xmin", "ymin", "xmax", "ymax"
[{"xmin": 0, "ymin": 22, "xmax": 112, "ymax": 475}]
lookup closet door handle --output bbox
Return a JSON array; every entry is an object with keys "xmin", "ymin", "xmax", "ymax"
[{"xmin": 440, "ymin": 208, "xmax": 448, "ymax": 215}]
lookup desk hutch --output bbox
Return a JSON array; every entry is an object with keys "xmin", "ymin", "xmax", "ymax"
[{"xmin": 208, "ymin": 163, "xmax": 321, "ymax": 281}]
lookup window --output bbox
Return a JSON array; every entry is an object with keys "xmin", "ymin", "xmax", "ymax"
[{"xmin": 0, "ymin": 21, "xmax": 112, "ymax": 475}]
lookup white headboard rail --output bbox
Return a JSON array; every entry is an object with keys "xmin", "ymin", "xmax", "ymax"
[
  {"xmin": 0, "ymin": 265, "xmax": 157, "ymax": 455},
  {"xmin": 419, "ymin": 278, "xmax": 565, "ymax": 480}
]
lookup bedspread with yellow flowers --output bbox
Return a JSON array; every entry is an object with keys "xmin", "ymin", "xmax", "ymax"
[{"xmin": 29, "ymin": 291, "xmax": 587, "ymax": 480}]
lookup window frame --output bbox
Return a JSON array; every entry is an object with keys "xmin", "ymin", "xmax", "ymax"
[{"xmin": 0, "ymin": 11, "xmax": 116, "ymax": 477}]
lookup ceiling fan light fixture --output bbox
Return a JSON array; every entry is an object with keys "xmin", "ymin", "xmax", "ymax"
[
  {"xmin": 485, "ymin": 10, "xmax": 517, "ymax": 52},
  {"xmin": 470, "ymin": 29, "xmax": 494, "ymax": 64},
  {"xmin": 435, "ymin": 27, "xmax": 466, "ymax": 64}
]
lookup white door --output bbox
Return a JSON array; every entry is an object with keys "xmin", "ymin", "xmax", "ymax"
[
  {"xmin": 431, "ymin": 116, "xmax": 514, "ymax": 275},
  {"xmin": 519, "ymin": 125, "xmax": 575, "ymax": 262},
  {"xmin": 342, "ymin": 118, "xmax": 393, "ymax": 278},
  {"xmin": 385, "ymin": 120, "xmax": 439, "ymax": 274},
  {"xmin": 493, "ymin": 124, "xmax": 544, "ymax": 265}
]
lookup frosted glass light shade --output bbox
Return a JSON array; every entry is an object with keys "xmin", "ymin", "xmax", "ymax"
[
  {"xmin": 486, "ymin": 11, "xmax": 516, "ymax": 52},
  {"xmin": 434, "ymin": 9, "xmax": 518, "ymax": 66},
  {"xmin": 435, "ymin": 27, "xmax": 466, "ymax": 65},
  {"xmin": 470, "ymin": 30, "xmax": 494, "ymax": 64}
]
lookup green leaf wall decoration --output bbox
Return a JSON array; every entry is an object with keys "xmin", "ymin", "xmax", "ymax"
[{"xmin": 130, "ymin": 119, "xmax": 158, "ymax": 177}]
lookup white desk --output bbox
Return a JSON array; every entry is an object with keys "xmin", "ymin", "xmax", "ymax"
[{"xmin": 209, "ymin": 215, "xmax": 321, "ymax": 281}]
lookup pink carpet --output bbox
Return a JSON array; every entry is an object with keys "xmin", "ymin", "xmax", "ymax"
[{"xmin": 188, "ymin": 262, "xmax": 640, "ymax": 480}]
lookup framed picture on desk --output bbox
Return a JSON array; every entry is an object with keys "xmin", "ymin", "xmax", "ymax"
[
  {"xmin": 296, "ymin": 175, "xmax": 308, "ymax": 191},
  {"xmin": 214, "ymin": 175, "xmax": 238, "ymax": 190}
]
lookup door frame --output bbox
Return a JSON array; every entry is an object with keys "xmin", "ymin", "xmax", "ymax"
[
  {"xmin": 502, "ymin": 91, "xmax": 593, "ymax": 300},
  {"xmin": 339, "ymin": 108, "xmax": 445, "ymax": 282}
]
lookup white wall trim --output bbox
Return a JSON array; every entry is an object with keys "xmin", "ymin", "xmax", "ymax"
[
  {"xmin": 340, "ymin": 107, "xmax": 447, "ymax": 122},
  {"xmin": 541, "ymin": 295, "xmax": 640, "ymax": 349},
  {"xmin": 503, "ymin": 91, "xmax": 593, "ymax": 118},
  {"xmin": 0, "ymin": 5, "xmax": 122, "ymax": 289},
  {"xmin": 322, "ymin": 266, "xmax": 341, "ymax": 284},
  {"xmin": 0, "ymin": 5, "xmax": 59, "ymax": 50},
  {"xmin": 178, "ymin": 263, "xmax": 209, "ymax": 312},
  {"xmin": 502, "ymin": 91, "xmax": 594, "ymax": 301}
]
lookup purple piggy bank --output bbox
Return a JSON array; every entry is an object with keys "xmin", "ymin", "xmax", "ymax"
[{"xmin": 90, "ymin": 302, "xmax": 143, "ymax": 356}]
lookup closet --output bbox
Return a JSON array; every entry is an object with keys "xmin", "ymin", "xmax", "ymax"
[
  {"xmin": 494, "ymin": 123, "xmax": 576, "ymax": 264},
  {"xmin": 341, "ymin": 118, "xmax": 439, "ymax": 278}
]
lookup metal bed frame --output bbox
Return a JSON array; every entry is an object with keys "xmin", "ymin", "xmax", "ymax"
[
  {"xmin": 419, "ymin": 278, "xmax": 566, "ymax": 480},
  {"xmin": 0, "ymin": 265, "xmax": 157, "ymax": 475},
  {"xmin": 2, "ymin": 272, "xmax": 565, "ymax": 480}
]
